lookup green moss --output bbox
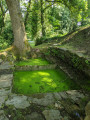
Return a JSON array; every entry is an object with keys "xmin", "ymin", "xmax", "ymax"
[
  {"xmin": 81, "ymin": 84, "xmax": 90, "ymax": 91},
  {"xmin": 85, "ymin": 60, "xmax": 90, "ymax": 65},
  {"xmin": 16, "ymin": 58, "xmax": 50, "ymax": 66},
  {"xmin": 13, "ymin": 69, "xmax": 80, "ymax": 95}
]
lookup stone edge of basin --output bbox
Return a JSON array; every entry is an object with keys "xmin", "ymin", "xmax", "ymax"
[{"xmin": 15, "ymin": 64, "xmax": 57, "ymax": 71}]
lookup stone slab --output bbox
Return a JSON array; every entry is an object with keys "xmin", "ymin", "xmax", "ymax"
[
  {"xmin": 59, "ymin": 92, "xmax": 68, "ymax": 99},
  {"xmin": 0, "ymin": 74, "xmax": 13, "ymax": 88},
  {"xmin": 0, "ymin": 89, "xmax": 11, "ymax": 97},
  {"xmin": 5, "ymin": 95, "xmax": 30, "ymax": 109},
  {"xmin": 15, "ymin": 64, "xmax": 57, "ymax": 71},
  {"xmin": 53, "ymin": 92, "xmax": 62, "ymax": 100},
  {"xmin": 25, "ymin": 112, "xmax": 44, "ymax": 120},
  {"xmin": 66, "ymin": 90, "xmax": 85, "ymax": 101},
  {"xmin": 0, "ymin": 62, "xmax": 14, "ymax": 70},
  {"xmin": 43, "ymin": 109, "xmax": 62, "ymax": 120},
  {"xmin": 28, "ymin": 93, "xmax": 55, "ymax": 106}
]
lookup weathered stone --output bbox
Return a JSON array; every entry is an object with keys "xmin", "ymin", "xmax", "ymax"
[
  {"xmin": 0, "ymin": 89, "xmax": 11, "ymax": 96},
  {"xmin": 0, "ymin": 96, "xmax": 8, "ymax": 108},
  {"xmin": 84, "ymin": 115, "xmax": 90, "ymax": 120},
  {"xmin": 43, "ymin": 109, "xmax": 62, "ymax": 120},
  {"xmin": 28, "ymin": 93, "xmax": 55, "ymax": 106},
  {"xmin": 0, "ymin": 74, "xmax": 13, "ymax": 81},
  {"xmin": 32, "ymin": 53, "xmax": 37, "ymax": 59},
  {"xmin": 59, "ymin": 92, "xmax": 68, "ymax": 99},
  {"xmin": 0, "ymin": 110, "xmax": 9, "ymax": 120},
  {"xmin": 0, "ymin": 74, "xmax": 13, "ymax": 88},
  {"xmin": 85, "ymin": 101, "xmax": 90, "ymax": 115},
  {"xmin": 25, "ymin": 112, "xmax": 44, "ymax": 120},
  {"xmin": 55, "ymin": 102, "xmax": 64, "ymax": 109},
  {"xmin": 15, "ymin": 64, "xmax": 57, "ymax": 71},
  {"xmin": 53, "ymin": 92, "xmax": 62, "ymax": 100},
  {"xmin": 63, "ymin": 116, "xmax": 69, "ymax": 120},
  {"xmin": 77, "ymin": 53, "xmax": 84, "ymax": 57},
  {"xmin": 0, "ymin": 62, "xmax": 14, "ymax": 70},
  {"xmin": 49, "ymin": 46, "xmax": 90, "ymax": 77},
  {"xmin": 5, "ymin": 95, "xmax": 30, "ymax": 109},
  {"xmin": 59, "ymin": 48, "xmax": 67, "ymax": 51},
  {"xmin": 66, "ymin": 90, "xmax": 85, "ymax": 101}
]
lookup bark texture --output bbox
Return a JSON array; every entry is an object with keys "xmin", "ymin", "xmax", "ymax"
[{"xmin": 6, "ymin": 0, "xmax": 30, "ymax": 56}]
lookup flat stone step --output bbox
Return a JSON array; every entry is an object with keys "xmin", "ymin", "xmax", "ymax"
[
  {"xmin": 0, "ymin": 62, "xmax": 14, "ymax": 75},
  {"xmin": 0, "ymin": 62, "xmax": 14, "ymax": 70},
  {"xmin": 0, "ymin": 74, "xmax": 13, "ymax": 89},
  {"xmin": 15, "ymin": 64, "xmax": 57, "ymax": 71}
]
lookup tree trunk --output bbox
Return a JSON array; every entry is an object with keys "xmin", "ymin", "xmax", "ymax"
[{"xmin": 6, "ymin": 0, "xmax": 30, "ymax": 57}]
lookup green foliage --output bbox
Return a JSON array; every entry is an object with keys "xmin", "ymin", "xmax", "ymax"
[
  {"xmin": 71, "ymin": 55, "xmax": 83, "ymax": 70},
  {"xmin": 85, "ymin": 60, "xmax": 90, "ymax": 65},
  {"xmin": 0, "ymin": 36, "xmax": 8, "ymax": 49},
  {"xmin": 5, "ymin": 106, "xmax": 25, "ymax": 120},
  {"xmin": 0, "ymin": 22, "xmax": 13, "ymax": 50},
  {"xmin": 0, "ymin": 0, "xmax": 8, "ymax": 33},
  {"xmin": 44, "ymin": 50, "xmax": 51, "ymax": 56},
  {"xmin": 48, "ymin": 5, "xmax": 71, "ymax": 33},
  {"xmin": 31, "ymin": 1, "xmax": 39, "ymax": 39},
  {"xmin": 35, "ymin": 36, "xmax": 46, "ymax": 45},
  {"xmin": 0, "ymin": 1, "xmax": 13, "ymax": 50},
  {"xmin": 0, "ymin": 0, "xmax": 89, "ymax": 48},
  {"xmin": 2, "ymin": 22, "xmax": 13, "ymax": 42},
  {"xmin": 21, "ymin": 0, "xmax": 89, "ymax": 42},
  {"xmin": 81, "ymin": 18, "xmax": 90, "ymax": 26}
]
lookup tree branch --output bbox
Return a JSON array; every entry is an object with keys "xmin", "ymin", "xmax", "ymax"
[{"xmin": 43, "ymin": 2, "xmax": 55, "ymax": 12}]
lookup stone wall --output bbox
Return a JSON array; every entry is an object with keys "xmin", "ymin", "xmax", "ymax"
[
  {"xmin": 15, "ymin": 64, "xmax": 57, "ymax": 71},
  {"xmin": 43, "ymin": 47, "xmax": 90, "ymax": 78}
]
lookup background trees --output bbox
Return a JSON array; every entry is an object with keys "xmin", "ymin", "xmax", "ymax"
[
  {"xmin": 0, "ymin": 0, "xmax": 89, "ymax": 52},
  {"xmin": 88, "ymin": 0, "xmax": 90, "ymax": 18},
  {"xmin": 23, "ymin": 0, "xmax": 89, "ymax": 40}
]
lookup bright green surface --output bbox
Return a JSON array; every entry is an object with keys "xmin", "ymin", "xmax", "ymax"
[
  {"xmin": 16, "ymin": 58, "xmax": 50, "ymax": 66},
  {"xmin": 13, "ymin": 69, "xmax": 80, "ymax": 95}
]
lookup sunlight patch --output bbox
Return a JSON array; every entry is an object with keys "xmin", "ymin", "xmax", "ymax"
[{"xmin": 12, "ymin": 69, "xmax": 80, "ymax": 95}]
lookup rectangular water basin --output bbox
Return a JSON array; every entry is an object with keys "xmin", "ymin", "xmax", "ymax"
[{"xmin": 12, "ymin": 69, "xmax": 80, "ymax": 95}]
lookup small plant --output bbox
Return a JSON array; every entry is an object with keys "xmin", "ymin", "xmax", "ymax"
[{"xmin": 85, "ymin": 60, "xmax": 90, "ymax": 65}]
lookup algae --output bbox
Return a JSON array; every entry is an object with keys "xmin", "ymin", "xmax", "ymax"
[
  {"xmin": 13, "ymin": 69, "xmax": 80, "ymax": 95},
  {"xmin": 16, "ymin": 58, "xmax": 50, "ymax": 66}
]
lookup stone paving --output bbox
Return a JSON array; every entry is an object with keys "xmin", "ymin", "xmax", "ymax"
[{"xmin": 0, "ymin": 61, "xmax": 90, "ymax": 120}]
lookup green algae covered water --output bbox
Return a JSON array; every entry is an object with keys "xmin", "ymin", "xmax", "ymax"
[
  {"xmin": 13, "ymin": 69, "xmax": 80, "ymax": 95},
  {"xmin": 16, "ymin": 58, "xmax": 51, "ymax": 66}
]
